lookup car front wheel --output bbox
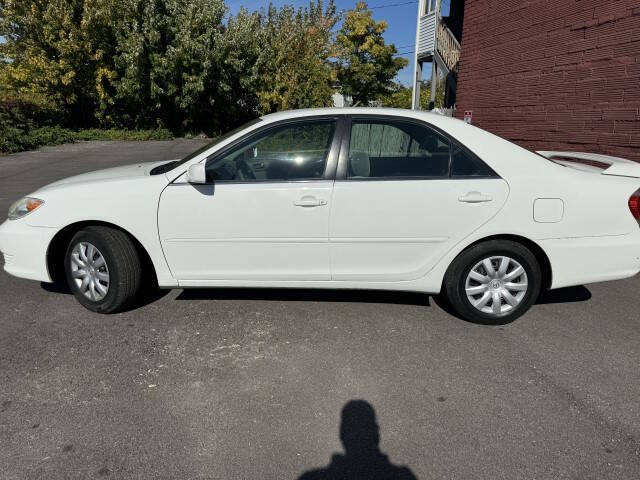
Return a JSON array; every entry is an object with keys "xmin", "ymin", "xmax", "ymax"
[
  {"xmin": 64, "ymin": 226, "xmax": 142, "ymax": 313},
  {"xmin": 443, "ymin": 240, "xmax": 542, "ymax": 325}
]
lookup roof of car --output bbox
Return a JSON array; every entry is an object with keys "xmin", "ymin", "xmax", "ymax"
[{"xmin": 260, "ymin": 107, "xmax": 464, "ymax": 128}]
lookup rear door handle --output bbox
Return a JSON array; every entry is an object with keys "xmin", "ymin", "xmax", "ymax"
[
  {"xmin": 294, "ymin": 196, "xmax": 327, "ymax": 207},
  {"xmin": 459, "ymin": 191, "xmax": 493, "ymax": 203}
]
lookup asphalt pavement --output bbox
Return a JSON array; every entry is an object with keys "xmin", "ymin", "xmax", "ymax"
[{"xmin": 1, "ymin": 141, "xmax": 639, "ymax": 480}]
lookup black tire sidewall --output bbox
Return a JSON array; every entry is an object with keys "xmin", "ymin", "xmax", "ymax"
[
  {"xmin": 446, "ymin": 241, "xmax": 542, "ymax": 325},
  {"xmin": 64, "ymin": 229, "xmax": 124, "ymax": 313}
]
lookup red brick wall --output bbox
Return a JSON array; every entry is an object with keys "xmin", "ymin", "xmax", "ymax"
[{"xmin": 455, "ymin": 0, "xmax": 640, "ymax": 161}]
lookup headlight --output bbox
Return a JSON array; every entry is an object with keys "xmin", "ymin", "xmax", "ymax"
[{"xmin": 8, "ymin": 197, "xmax": 45, "ymax": 220}]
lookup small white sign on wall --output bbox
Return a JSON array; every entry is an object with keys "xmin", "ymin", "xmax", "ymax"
[{"xmin": 464, "ymin": 111, "xmax": 473, "ymax": 124}]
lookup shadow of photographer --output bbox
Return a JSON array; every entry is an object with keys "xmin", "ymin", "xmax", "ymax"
[{"xmin": 298, "ymin": 400, "xmax": 418, "ymax": 480}]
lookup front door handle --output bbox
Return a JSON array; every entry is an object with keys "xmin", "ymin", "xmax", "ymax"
[
  {"xmin": 294, "ymin": 196, "xmax": 327, "ymax": 207},
  {"xmin": 459, "ymin": 191, "xmax": 493, "ymax": 203}
]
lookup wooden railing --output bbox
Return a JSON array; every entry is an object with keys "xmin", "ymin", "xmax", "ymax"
[{"xmin": 436, "ymin": 22, "xmax": 461, "ymax": 73}]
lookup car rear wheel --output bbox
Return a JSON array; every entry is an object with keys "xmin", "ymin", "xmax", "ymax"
[
  {"xmin": 443, "ymin": 240, "xmax": 542, "ymax": 325},
  {"xmin": 64, "ymin": 226, "xmax": 142, "ymax": 313}
]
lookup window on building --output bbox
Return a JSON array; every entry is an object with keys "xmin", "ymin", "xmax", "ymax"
[{"xmin": 424, "ymin": 0, "xmax": 438, "ymax": 15}]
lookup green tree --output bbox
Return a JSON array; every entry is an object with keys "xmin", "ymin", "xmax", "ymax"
[
  {"xmin": 379, "ymin": 80, "xmax": 446, "ymax": 110},
  {"xmin": 110, "ymin": 0, "xmax": 229, "ymax": 132},
  {"xmin": 255, "ymin": 0, "xmax": 337, "ymax": 113},
  {"xmin": 1, "ymin": 0, "xmax": 414, "ymax": 138},
  {"xmin": 0, "ymin": 0, "xmax": 248, "ymax": 133},
  {"xmin": 334, "ymin": 2, "xmax": 407, "ymax": 106},
  {"xmin": 0, "ymin": 0, "xmax": 119, "ymax": 125}
]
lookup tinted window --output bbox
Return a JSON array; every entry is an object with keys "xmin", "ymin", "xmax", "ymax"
[
  {"xmin": 206, "ymin": 120, "xmax": 335, "ymax": 181},
  {"xmin": 348, "ymin": 120, "xmax": 450, "ymax": 179},
  {"xmin": 451, "ymin": 145, "xmax": 494, "ymax": 177}
]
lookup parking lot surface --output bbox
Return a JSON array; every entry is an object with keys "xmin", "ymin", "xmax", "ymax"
[{"xmin": 1, "ymin": 141, "xmax": 639, "ymax": 480}]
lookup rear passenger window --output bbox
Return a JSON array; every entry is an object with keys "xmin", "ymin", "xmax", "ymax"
[
  {"xmin": 451, "ymin": 145, "xmax": 494, "ymax": 177},
  {"xmin": 348, "ymin": 120, "xmax": 450, "ymax": 179}
]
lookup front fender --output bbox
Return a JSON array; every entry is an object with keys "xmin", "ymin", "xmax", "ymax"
[{"xmin": 24, "ymin": 176, "xmax": 178, "ymax": 287}]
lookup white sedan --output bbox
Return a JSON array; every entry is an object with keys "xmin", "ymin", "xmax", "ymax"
[{"xmin": 1, "ymin": 108, "xmax": 639, "ymax": 324}]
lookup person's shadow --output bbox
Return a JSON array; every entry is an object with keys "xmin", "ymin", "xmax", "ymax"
[{"xmin": 297, "ymin": 400, "xmax": 418, "ymax": 480}]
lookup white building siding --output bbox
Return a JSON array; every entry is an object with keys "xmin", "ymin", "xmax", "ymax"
[
  {"xmin": 417, "ymin": 12, "xmax": 437, "ymax": 58},
  {"xmin": 332, "ymin": 93, "xmax": 352, "ymax": 108}
]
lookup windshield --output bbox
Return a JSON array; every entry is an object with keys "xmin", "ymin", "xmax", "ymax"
[{"xmin": 150, "ymin": 118, "xmax": 263, "ymax": 175}]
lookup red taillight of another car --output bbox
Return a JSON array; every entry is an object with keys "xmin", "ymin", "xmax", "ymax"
[{"xmin": 629, "ymin": 189, "xmax": 640, "ymax": 224}]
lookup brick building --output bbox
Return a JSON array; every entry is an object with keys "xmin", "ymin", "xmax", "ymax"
[{"xmin": 454, "ymin": 0, "xmax": 640, "ymax": 161}]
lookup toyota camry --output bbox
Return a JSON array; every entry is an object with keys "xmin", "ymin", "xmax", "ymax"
[{"xmin": 1, "ymin": 108, "xmax": 639, "ymax": 324}]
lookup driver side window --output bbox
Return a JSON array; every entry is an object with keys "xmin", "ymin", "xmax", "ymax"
[{"xmin": 206, "ymin": 120, "xmax": 336, "ymax": 182}]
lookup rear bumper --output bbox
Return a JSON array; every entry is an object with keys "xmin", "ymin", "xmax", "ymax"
[
  {"xmin": 540, "ymin": 232, "xmax": 640, "ymax": 289},
  {"xmin": 0, "ymin": 219, "xmax": 56, "ymax": 282}
]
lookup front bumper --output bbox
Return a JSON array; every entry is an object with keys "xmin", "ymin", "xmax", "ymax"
[{"xmin": 0, "ymin": 219, "xmax": 57, "ymax": 282}]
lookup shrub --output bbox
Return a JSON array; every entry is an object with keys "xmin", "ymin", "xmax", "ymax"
[
  {"xmin": 70, "ymin": 129, "xmax": 174, "ymax": 142},
  {"xmin": 0, "ymin": 127, "xmax": 174, "ymax": 154},
  {"xmin": 0, "ymin": 126, "xmax": 75, "ymax": 154}
]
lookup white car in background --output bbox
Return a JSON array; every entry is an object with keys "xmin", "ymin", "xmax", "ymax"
[{"xmin": 1, "ymin": 108, "xmax": 639, "ymax": 324}]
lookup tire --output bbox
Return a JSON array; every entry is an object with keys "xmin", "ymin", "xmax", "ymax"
[
  {"xmin": 443, "ymin": 240, "xmax": 542, "ymax": 325},
  {"xmin": 64, "ymin": 226, "xmax": 142, "ymax": 313}
]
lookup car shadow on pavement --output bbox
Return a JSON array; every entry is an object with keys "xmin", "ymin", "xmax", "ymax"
[
  {"xmin": 176, "ymin": 288, "xmax": 431, "ymax": 307},
  {"xmin": 41, "ymin": 282, "xmax": 591, "ymax": 318},
  {"xmin": 536, "ymin": 285, "xmax": 592, "ymax": 304},
  {"xmin": 40, "ymin": 281, "xmax": 171, "ymax": 310},
  {"xmin": 177, "ymin": 285, "xmax": 591, "ymax": 309},
  {"xmin": 433, "ymin": 285, "xmax": 593, "ymax": 324},
  {"xmin": 296, "ymin": 400, "xmax": 418, "ymax": 480},
  {"xmin": 41, "ymin": 281, "xmax": 73, "ymax": 295}
]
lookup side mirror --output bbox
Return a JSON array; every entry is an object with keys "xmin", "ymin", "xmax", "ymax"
[{"xmin": 186, "ymin": 163, "xmax": 208, "ymax": 184}]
